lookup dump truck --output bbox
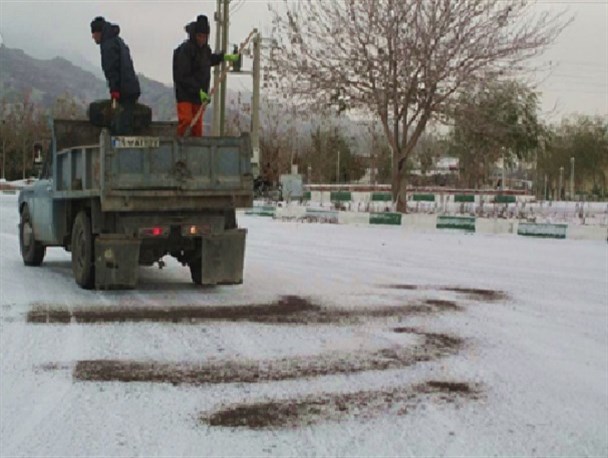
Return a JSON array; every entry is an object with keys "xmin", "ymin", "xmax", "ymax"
[{"xmin": 18, "ymin": 118, "xmax": 253, "ymax": 289}]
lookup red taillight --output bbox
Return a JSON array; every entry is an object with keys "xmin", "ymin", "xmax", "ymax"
[{"xmin": 139, "ymin": 226, "xmax": 168, "ymax": 237}]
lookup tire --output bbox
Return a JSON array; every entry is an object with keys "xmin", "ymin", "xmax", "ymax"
[
  {"xmin": 188, "ymin": 236, "xmax": 203, "ymax": 285},
  {"xmin": 19, "ymin": 205, "xmax": 45, "ymax": 266},
  {"xmin": 71, "ymin": 211, "xmax": 95, "ymax": 289},
  {"xmin": 224, "ymin": 208, "xmax": 237, "ymax": 230},
  {"xmin": 189, "ymin": 260, "xmax": 202, "ymax": 285}
]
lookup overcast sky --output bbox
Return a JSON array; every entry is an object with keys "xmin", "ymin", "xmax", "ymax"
[{"xmin": 0, "ymin": 0, "xmax": 606, "ymax": 121}]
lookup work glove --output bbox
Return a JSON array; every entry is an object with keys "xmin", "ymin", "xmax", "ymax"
[
  {"xmin": 224, "ymin": 53, "xmax": 240, "ymax": 63},
  {"xmin": 199, "ymin": 89, "xmax": 211, "ymax": 105},
  {"xmin": 110, "ymin": 91, "xmax": 120, "ymax": 101}
]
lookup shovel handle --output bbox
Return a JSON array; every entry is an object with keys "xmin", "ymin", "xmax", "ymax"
[{"xmin": 184, "ymin": 30, "xmax": 257, "ymax": 138}]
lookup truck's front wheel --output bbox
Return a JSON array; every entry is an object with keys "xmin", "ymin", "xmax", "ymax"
[
  {"xmin": 19, "ymin": 205, "xmax": 45, "ymax": 266},
  {"xmin": 71, "ymin": 211, "xmax": 95, "ymax": 289}
]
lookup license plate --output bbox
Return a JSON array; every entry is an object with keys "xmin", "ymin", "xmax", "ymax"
[{"xmin": 111, "ymin": 136, "xmax": 160, "ymax": 148}]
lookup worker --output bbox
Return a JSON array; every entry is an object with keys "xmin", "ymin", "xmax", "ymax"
[
  {"xmin": 172, "ymin": 14, "xmax": 240, "ymax": 136},
  {"xmin": 90, "ymin": 16, "xmax": 141, "ymax": 135}
]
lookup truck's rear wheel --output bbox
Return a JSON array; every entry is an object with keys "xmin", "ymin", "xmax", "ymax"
[
  {"xmin": 19, "ymin": 205, "xmax": 45, "ymax": 266},
  {"xmin": 189, "ymin": 260, "xmax": 202, "ymax": 285},
  {"xmin": 71, "ymin": 211, "xmax": 95, "ymax": 289},
  {"xmin": 225, "ymin": 209, "xmax": 237, "ymax": 230}
]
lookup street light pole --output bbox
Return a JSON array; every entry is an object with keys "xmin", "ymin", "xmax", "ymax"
[
  {"xmin": 336, "ymin": 148, "xmax": 340, "ymax": 184},
  {"xmin": 501, "ymin": 152, "xmax": 506, "ymax": 192},
  {"xmin": 1, "ymin": 120, "xmax": 6, "ymax": 180},
  {"xmin": 570, "ymin": 156, "xmax": 575, "ymax": 201},
  {"xmin": 1, "ymin": 138, "xmax": 5, "ymax": 181},
  {"xmin": 559, "ymin": 166, "xmax": 564, "ymax": 201}
]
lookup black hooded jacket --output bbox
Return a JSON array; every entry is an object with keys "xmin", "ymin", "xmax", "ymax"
[
  {"xmin": 99, "ymin": 21, "xmax": 141, "ymax": 101},
  {"xmin": 173, "ymin": 25, "xmax": 223, "ymax": 104}
]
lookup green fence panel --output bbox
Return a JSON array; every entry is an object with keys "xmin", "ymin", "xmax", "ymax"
[
  {"xmin": 245, "ymin": 205, "xmax": 276, "ymax": 217},
  {"xmin": 330, "ymin": 191, "xmax": 352, "ymax": 202},
  {"xmin": 303, "ymin": 191, "xmax": 311, "ymax": 200},
  {"xmin": 413, "ymin": 194, "xmax": 435, "ymax": 202},
  {"xmin": 371, "ymin": 192, "xmax": 392, "ymax": 202},
  {"xmin": 454, "ymin": 194, "xmax": 475, "ymax": 203},
  {"xmin": 495, "ymin": 195, "xmax": 516, "ymax": 204},
  {"xmin": 369, "ymin": 212, "xmax": 402, "ymax": 225},
  {"xmin": 517, "ymin": 222, "xmax": 567, "ymax": 239},
  {"xmin": 436, "ymin": 215, "xmax": 476, "ymax": 232}
]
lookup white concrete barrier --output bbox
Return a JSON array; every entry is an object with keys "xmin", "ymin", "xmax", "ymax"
[
  {"xmin": 402, "ymin": 214, "xmax": 436, "ymax": 231},
  {"xmin": 567, "ymin": 224, "xmax": 607, "ymax": 241},
  {"xmin": 259, "ymin": 204, "xmax": 607, "ymax": 242},
  {"xmin": 338, "ymin": 212, "xmax": 370, "ymax": 225},
  {"xmin": 275, "ymin": 206, "xmax": 306, "ymax": 220},
  {"xmin": 477, "ymin": 218, "xmax": 518, "ymax": 235}
]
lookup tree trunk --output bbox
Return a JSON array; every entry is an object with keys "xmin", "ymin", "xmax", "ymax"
[
  {"xmin": 391, "ymin": 152, "xmax": 408, "ymax": 213},
  {"xmin": 397, "ymin": 174, "xmax": 408, "ymax": 213}
]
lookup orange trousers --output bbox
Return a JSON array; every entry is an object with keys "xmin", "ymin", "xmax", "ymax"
[{"xmin": 177, "ymin": 102, "xmax": 204, "ymax": 137}]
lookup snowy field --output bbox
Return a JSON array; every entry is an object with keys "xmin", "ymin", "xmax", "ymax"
[{"xmin": 1, "ymin": 194, "xmax": 606, "ymax": 457}]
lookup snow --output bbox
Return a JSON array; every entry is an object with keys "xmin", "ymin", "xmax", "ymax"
[{"xmin": 1, "ymin": 193, "xmax": 607, "ymax": 457}]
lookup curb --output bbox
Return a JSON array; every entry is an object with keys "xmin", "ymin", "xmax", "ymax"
[{"xmin": 262, "ymin": 207, "xmax": 607, "ymax": 241}]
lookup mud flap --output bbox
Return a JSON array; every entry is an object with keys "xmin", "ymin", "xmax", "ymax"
[
  {"xmin": 200, "ymin": 229, "xmax": 247, "ymax": 285},
  {"xmin": 94, "ymin": 235, "xmax": 141, "ymax": 290}
]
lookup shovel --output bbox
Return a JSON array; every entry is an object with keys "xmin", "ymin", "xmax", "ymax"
[{"xmin": 183, "ymin": 30, "xmax": 257, "ymax": 138}]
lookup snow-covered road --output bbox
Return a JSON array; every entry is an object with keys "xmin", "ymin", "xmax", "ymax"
[{"xmin": 1, "ymin": 194, "xmax": 606, "ymax": 457}]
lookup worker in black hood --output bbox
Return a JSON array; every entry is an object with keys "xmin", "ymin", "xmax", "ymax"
[
  {"xmin": 172, "ymin": 14, "xmax": 239, "ymax": 136},
  {"xmin": 91, "ymin": 16, "xmax": 141, "ymax": 135}
]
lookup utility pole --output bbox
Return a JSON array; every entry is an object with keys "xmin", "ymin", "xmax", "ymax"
[
  {"xmin": 559, "ymin": 166, "xmax": 564, "ymax": 201},
  {"xmin": 570, "ymin": 156, "xmax": 575, "ymax": 201},
  {"xmin": 212, "ymin": 0, "xmax": 222, "ymax": 136},
  {"xmin": 336, "ymin": 149, "xmax": 341, "ymax": 184},
  {"xmin": 22, "ymin": 137, "xmax": 27, "ymax": 180},
  {"xmin": 534, "ymin": 146, "xmax": 539, "ymax": 199},
  {"xmin": 251, "ymin": 29, "xmax": 260, "ymax": 178},
  {"xmin": 1, "ymin": 138, "xmax": 5, "ymax": 181},
  {"xmin": 501, "ymin": 152, "xmax": 506, "ymax": 192},
  {"xmin": 219, "ymin": 0, "xmax": 230, "ymax": 135},
  {"xmin": 1, "ymin": 119, "xmax": 6, "ymax": 181}
]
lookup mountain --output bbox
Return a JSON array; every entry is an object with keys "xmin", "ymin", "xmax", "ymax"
[
  {"xmin": 0, "ymin": 46, "xmax": 106, "ymax": 107},
  {"xmin": 0, "ymin": 45, "xmax": 176, "ymax": 121}
]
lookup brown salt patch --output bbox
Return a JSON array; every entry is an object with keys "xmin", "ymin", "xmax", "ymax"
[
  {"xmin": 382, "ymin": 284, "xmax": 421, "ymax": 290},
  {"xmin": 72, "ymin": 328, "xmax": 463, "ymax": 385},
  {"xmin": 202, "ymin": 380, "xmax": 481, "ymax": 429},
  {"xmin": 441, "ymin": 287, "xmax": 509, "ymax": 302},
  {"xmin": 28, "ymin": 296, "xmax": 455, "ymax": 325},
  {"xmin": 424, "ymin": 299, "xmax": 463, "ymax": 311}
]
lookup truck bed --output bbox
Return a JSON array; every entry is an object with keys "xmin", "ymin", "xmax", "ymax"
[{"xmin": 51, "ymin": 120, "xmax": 253, "ymax": 211}]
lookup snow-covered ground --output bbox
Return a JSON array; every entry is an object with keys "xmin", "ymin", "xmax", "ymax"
[{"xmin": 1, "ymin": 193, "xmax": 606, "ymax": 457}]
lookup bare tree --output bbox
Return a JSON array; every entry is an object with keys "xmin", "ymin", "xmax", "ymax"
[
  {"xmin": 0, "ymin": 92, "xmax": 49, "ymax": 180},
  {"xmin": 258, "ymin": 97, "xmax": 303, "ymax": 185},
  {"xmin": 52, "ymin": 93, "xmax": 86, "ymax": 120},
  {"xmin": 267, "ymin": 0, "xmax": 568, "ymax": 210}
]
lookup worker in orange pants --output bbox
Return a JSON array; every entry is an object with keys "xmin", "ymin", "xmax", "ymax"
[
  {"xmin": 173, "ymin": 14, "xmax": 239, "ymax": 137},
  {"xmin": 176, "ymin": 101, "xmax": 205, "ymax": 137}
]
